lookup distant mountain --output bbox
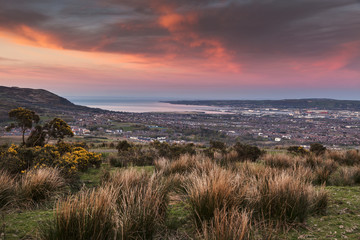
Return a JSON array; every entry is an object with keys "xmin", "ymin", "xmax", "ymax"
[
  {"xmin": 165, "ymin": 99, "xmax": 360, "ymax": 110},
  {"xmin": 0, "ymin": 86, "xmax": 105, "ymax": 122}
]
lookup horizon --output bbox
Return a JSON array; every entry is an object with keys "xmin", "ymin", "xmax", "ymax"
[{"xmin": 1, "ymin": 1, "xmax": 360, "ymax": 99}]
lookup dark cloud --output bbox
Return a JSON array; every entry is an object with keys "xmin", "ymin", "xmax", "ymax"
[{"xmin": 0, "ymin": 0, "xmax": 359, "ymax": 65}]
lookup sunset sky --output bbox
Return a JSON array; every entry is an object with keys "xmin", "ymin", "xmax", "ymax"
[{"xmin": 1, "ymin": 0, "xmax": 360, "ymax": 99}]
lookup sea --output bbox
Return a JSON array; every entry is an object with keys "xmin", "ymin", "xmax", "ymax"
[{"xmin": 67, "ymin": 97, "xmax": 229, "ymax": 114}]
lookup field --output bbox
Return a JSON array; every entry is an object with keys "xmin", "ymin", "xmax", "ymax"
[{"xmin": 1, "ymin": 143, "xmax": 360, "ymax": 239}]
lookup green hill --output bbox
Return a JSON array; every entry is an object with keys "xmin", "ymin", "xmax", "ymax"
[{"xmin": 0, "ymin": 86, "xmax": 105, "ymax": 122}]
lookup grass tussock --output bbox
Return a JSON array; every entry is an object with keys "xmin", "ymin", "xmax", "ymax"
[
  {"xmin": 200, "ymin": 207, "xmax": 251, "ymax": 240},
  {"xmin": 0, "ymin": 170, "xmax": 16, "ymax": 209},
  {"xmin": 42, "ymin": 169, "xmax": 169, "ymax": 240},
  {"xmin": 326, "ymin": 149, "xmax": 360, "ymax": 166},
  {"xmin": 254, "ymin": 172, "xmax": 311, "ymax": 224},
  {"xmin": 116, "ymin": 172, "xmax": 169, "ymax": 239},
  {"xmin": 19, "ymin": 168, "xmax": 67, "ymax": 206},
  {"xmin": 40, "ymin": 186, "xmax": 117, "ymax": 240},
  {"xmin": 262, "ymin": 153, "xmax": 294, "ymax": 169},
  {"xmin": 183, "ymin": 167, "xmax": 242, "ymax": 227},
  {"xmin": 155, "ymin": 154, "xmax": 215, "ymax": 176}
]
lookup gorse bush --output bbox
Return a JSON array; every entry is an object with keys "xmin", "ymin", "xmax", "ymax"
[{"xmin": 0, "ymin": 144, "xmax": 101, "ymax": 176}]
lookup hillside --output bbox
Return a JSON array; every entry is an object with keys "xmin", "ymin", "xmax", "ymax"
[
  {"xmin": 0, "ymin": 86, "xmax": 105, "ymax": 122},
  {"xmin": 165, "ymin": 99, "xmax": 360, "ymax": 110}
]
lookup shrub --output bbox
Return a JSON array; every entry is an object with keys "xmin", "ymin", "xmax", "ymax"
[
  {"xmin": 200, "ymin": 208, "xmax": 251, "ymax": 240},
  {"xmin": 233, "ymin": 142, "xmax": 263, "ymax": 162},
  {"xmin": 40, "ymin": 186, "xmax": 117, "ymax": 240},
  {"xmin": 116, "ymin": 140, "xmax": 132, "ymax": 152},
  {"xmin": 287, "ymin": 146, "xmax": 308, "ymax": 156},
  {"xmin": 310, "ymin": 143, "xmax": 326, "ymax": 156},
  {"xmin": 58, "ymin": 147, "xmax": 101, "ymax": 174},
  {"xmin": 19, "ymin": 168, "xmax": 66, "ymax": 205},
  {"xmin": 151, "ymin": 141, "xmax": 196, "ymax": 160}
]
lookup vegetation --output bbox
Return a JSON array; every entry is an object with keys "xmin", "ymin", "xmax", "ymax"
[{"xmin": 1, "ymin": 108, "xmax": 360, "ymax": 239}]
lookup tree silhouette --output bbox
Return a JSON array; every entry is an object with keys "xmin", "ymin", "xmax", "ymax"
[
  {"xmin": 26, "ymin": 118, "xmax": 74, "ymax": 147},
  {"xmin": 6, "ymin": 107, "xmax": 40, "ymax": 145}
]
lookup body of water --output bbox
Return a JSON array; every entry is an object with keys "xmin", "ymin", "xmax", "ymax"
[{"xmin": 68, "ymin": 97, "xmax": 229, "ymax": 114}]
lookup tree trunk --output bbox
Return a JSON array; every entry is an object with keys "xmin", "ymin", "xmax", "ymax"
[{"xmin": 22, "ymin": 128, "xmax": 25, "ymax": 145}]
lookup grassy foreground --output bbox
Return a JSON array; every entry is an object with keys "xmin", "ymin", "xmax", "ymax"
[{"xmin": 1, "ymin": 167, "xmax": 360, "ymax": 240}]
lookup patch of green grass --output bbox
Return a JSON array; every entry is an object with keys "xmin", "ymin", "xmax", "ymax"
[
  {"xmin": 1, "ymin": 209, "xmax": 53, "ymax": 240},
  {"xmin": 286, "ymin": 186, "xmax": 360, "ymax": 239},
  {"xmin": 166, "ymin": 200, "xmax": 190, "ymax": 230},
  {"xmin": 79, "ymin": 168, "xmax": 102, "ymax": 188}
]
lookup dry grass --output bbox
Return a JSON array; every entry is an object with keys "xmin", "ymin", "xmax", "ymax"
[
  {"xmin": 326, "ymin": 150, "xmax": 360, "ymax": 166},
  {"xmin": 200, "ymin": 207, "xmax": 251, "ymax": 240},
  {"xmin": 0, "ymin": 170, "xmax": 16, "ymax": 209},
  {"xmin": 42, "ymin": 169, "xmax": 170, "ymax": 239},
  {"xmin": 116, "ymin": 172, "xmax": 169, "ymax": 239},
  {"xmin": 254, "ymin": 172, "xmax": 312, "ymax": 224},
  {"xmin": 262, "ymin": 153, "xmax": 294, "ymax": 169},
  {"xmin": 19, "ymin": 168, "xmax": 67, "ymax": 206},
  {"xmin": 155, "ymin": 154, "xmax": 216, "ymax": 176},
  {"xmin": 40, "ymin": 186, "xmax": 117, "ymax": 240}
]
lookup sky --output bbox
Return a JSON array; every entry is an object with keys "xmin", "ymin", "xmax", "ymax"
[{"xmin": 0, "ymin": 0, "xmax": 360, "ymax": 100}]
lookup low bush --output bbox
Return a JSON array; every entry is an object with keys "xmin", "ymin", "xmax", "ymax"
[
  {"xmin": 310, "ymin": 143, "xmax": 326, "ymax": 156},
  {"xmin": 233, "ymin": 142, "xmax": 263, "ymax": 162}
]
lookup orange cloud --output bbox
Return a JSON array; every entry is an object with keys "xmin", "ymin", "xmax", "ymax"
[
  {"xmin": 312, "ymin": 41, "xmax": 360, "ymax": 71},
  {"xmin": 0, "ymin": 25, "xmax": 63, "ymax": 50}
]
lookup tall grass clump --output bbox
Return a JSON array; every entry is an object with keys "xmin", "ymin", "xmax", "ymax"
[
  {"xmin": 183, "ymin": 166, "xmax": 248, "ymax": 228},
  {"xmin": 19, "ymin": 168, "xmax": 66, "ymax": 206},
  {"xmin": 326, "ymin": 149, "xmax": 360, "ymax": 166},
  {"xmin": 116, "ymin": 172, "xmax": 169, "ymax": 239},
  {"xmin": 309, "ymin": 187, "xmax": 328, "ymax": 215},
  {"xmin": 200, "ymin": 207, "xmax": 251, "ymax": 240},
  {"xmin": 254, "ymin": 172, "xmax": 312, "ymax": 224},
  {"xmin": 262, "ymin": 153, "xmax": 294, "ymax": 169},
  {"xmin": 155, "ymin": 154, "xmax": 215, "ymax": 176},
  {"xmin": 329, "ymin": 166, "xmax": 360, "ymax": 186},
  {"xmin": 0, "ymin": 171, "xmax": 16, "ymax": 209},
  {"xmin": 312, "ymin": 159, "xmax": 338, "ymax": 185},
  {"xmin": 40, "ymin": 186, "xmax": 117, "ymax": 240}
]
